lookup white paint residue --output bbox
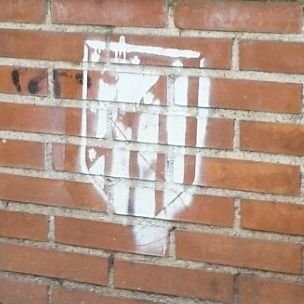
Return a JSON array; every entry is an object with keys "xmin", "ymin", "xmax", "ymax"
[
  {"xmin": 172, "ymin": 154, "xmax": 185, "ymax": 184},
  {"xmin": 134, "ymin": 187, "xmax": 156, "ymax": 217},
  {"xmin": 89, "ymin": 155, "xmax": 106, "ymax": 175},
  {"xmin": 80, "ymin": 34, "xmax": 213, "ymax": 255},
  {"xmin": 137, "ymin": 113, "xmax": 159, "ymax": 144},
  {"xmin": 166, "ymin": 115, "xmax": 186, "ymax": 146},
  {"xmin": 198, "ymin": 77, "xmax": 211, "ymax": 107},
  {"xmin": 137, "ymin": 151, "xmax": 157, "ymax": 181},
  {"xmin": 95, "ymin": 108, "xmax": 108, "ymax": 138},
  {"xmin": 112, "ymin": 183, "xmax": 130, "ymax": 214},
  {"xmin": 174, "ymin": 76, "xmax": 189, "ymax": 106},
  {"xmin": 196, "ymin": 117, "xmax": 208, "ymax": 148},
  {"xmin": 88, "ymin": 148, "xmax": 97, "ymax": 162},
  {"xmin": 98, "ymin": 72, "xmax": 161, "ymax": 104},
  {"xmin": 112, "ymin": 111, "xmax": 133, "ymax": 141},
  {"xmin": 111, "ymin": 148, "xmax": 130, "ymax": 179}
]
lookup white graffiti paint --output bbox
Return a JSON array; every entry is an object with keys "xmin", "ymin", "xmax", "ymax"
[{"xmin": 79, "ymin": 35, "xmax": 211, "ymax": 253}]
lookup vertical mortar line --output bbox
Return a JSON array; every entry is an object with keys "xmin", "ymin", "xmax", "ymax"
[
  {"xmin": 233, "ymin": 119, "xmax": 240, "ymax": 151},
  {"xmin": 301, "ymin": 245, "xmax": 304, "ymax": 282},
  {"xmin": 167, "ymin": 0, "xmax": 177, "ymax": 29},
  {"xmin": 47, "ymin": 285, "xmax": 52, "ymax": 304},
  {"xmin": 233, "ymin": 272, "xmax": 241, "ymax": 304},
  {"xmin": 168, "ymin": 226, "xmax": 176, "ymax": 258},
  {"xmin": 108, "ymin": 253, "xmax": 115, "ymax": 288},
  {"xmin": 45, "ymin": 0, "xmax": 53, "ymax": 25},
  {"xmin": 48, "ymin": 215, "xmax": 55, "ymax": 246},
  {"xmin": 301, "ymin": 164, "xmax": 304, "ymax": 198},
  {"xmin": 45, "ymin": 142, "xmax": 53, "ymax": 170},
  {"xmin": 234, "ymin": 198, "xmax": 241, "ymax": 231},
  {"xmin": 300, "ymin": 82, "xmax": 304, "ymax": 196},
  {"xmin": 46, "ymin": 67, "xmax": 55, "ymax": 170},
  {"xmin": 231, "ymin": 37, "xmax": 240, "ymax": 71}
]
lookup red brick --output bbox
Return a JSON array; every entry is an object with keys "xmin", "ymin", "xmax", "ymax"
[
  {"xmin": 205, "ymin": 78, "xmax": 301, "ymax": 114},
  {"xmin": 0, "ymin": 244, "xmax": 108, "ymax": 285},
  {"xmin": 0, "ymin": 102, "xmax": 101, "ymax": 137},
  {"xmin": 0, "ymin": 30, "xmax": 97, "ymax": 62},
  {"xmin": 239, "ymin": 276, "xmax": 304, "ymax": 304},
  {"xmin": 0, "ymin": 0, "xmax": 46, "ymax": 23},
  {"xmin": 108, "ymin": 34, "xmax": 231, "ymax": 69},
  {"xmin": 240, "ymin": 40, "xmax": 304, "ymax": 74},
  {"xmin": 52, "ymin": 287, "xmax": 154, "ymax": 304},
  {"xmin": 0, "ymin": 278, "xmax": 48, "ymax": 304},
  {"xmin": 240, "ymin": 121, "xmax": 304, "ymax": 156},
  {"xmin": 114, "ymin": 260, "xmax": 233, "ymax": 303},
  {"xmin": 53, "ymin": 69, "xmax": 167, "ymax": 105},
  {"xmin": 185, "ymin": 157, "xmax": 300, "ymax": 196},
  {"xmin": 0, "ymin": 139, "xmax": 44, "ymax": 169},
  {"xmin": 0, "ymin": 66, "xmax": 47, "ymax": 96},
  {"xmin": 52, "ymin": 0, "xmax": 167, "ymax": 28},
  {"xmin": 0, "ymin": 173, "xmax": 106, "ymax": 211},
  {"xmin": 0, "ymin": 30, "xmax": 231, "ymax": 69},
  {"xmin": 176, "ymin": 231, "xmax": 302, "ymax": 274},
  {"xmin": 0, "ymin": 210, "xmax": 47, "ymax": 241},
  {"xmin": 241, "ymin": 199, "xmax": 304, "ymax": 236},
  {"xmin": 55, "ymin": 217, "xmax": 169, "ymax": 256},
  {"xmin": 174, "ymin": 0, "xmax": 303, "ymax": 33},
  {"xmin": 113, "ymin": 187, "xmax": 234, "ymax": 227}
]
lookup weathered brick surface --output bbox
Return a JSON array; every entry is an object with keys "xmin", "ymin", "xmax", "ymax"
[
  {"xmin": 0, "ymin": 1, "xmax": 304, "ymax": 303},
  {"xmin": 0, "ymin": 0, "xmax": 46, "ymax": 23},
  {"xmin": 52, "ymin": 0, "xmax": 167, "ymax": 28},
  {"xmin": 174, "ymin": 0, "xmax": 303, "ymax": 33}
]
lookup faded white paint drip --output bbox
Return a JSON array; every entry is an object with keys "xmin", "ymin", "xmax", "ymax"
[{"xmin": 79, "ymin": 35, "xmax": 211, "ymax": 254}]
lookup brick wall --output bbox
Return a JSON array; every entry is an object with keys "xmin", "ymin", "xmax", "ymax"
[{"xmin": 0, "ymin": 0, "xmax": 304, "ymax": 303}]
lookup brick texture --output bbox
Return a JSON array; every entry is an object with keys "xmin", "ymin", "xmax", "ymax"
[
  {"xmin": 174, "ymin": 0, "xmax": 303, "ymax": 33},
  {"xmin": 0, "ymin": 0, "xmax": 46, "ymax": 23},
  {"xmin": 52, "ymin": 0, "xmax": 167, "ymax": 28},
  {"xmin": 0, "ymin": 244, "xmax": 109, "ymax": 285},
  {"xmin": 114, "ymin": 260, "xmax": 234, "ymax": 303},
  {"xmin": 0, "ymin": 66, "xmax": 47, "ymax": 96},
  {"xmin": 176, "ymin": 231, "xmax": 302, "ymax": 274},
  {"xmin": 0, "ymin": 1, "xmax": 304, "ymax": 303},
  {"xmin": 0, "ymin": 278, "xmax": 48, "ymax": 304},
  {"xmin": 0, "ymin": 210, "xmax": 48, "ymax": 241},
  {"xmin": 241, "ymin": 199, "xmax": 304, "ymax": 236},
  {"xmin": 239, "ymin": 276, "xmax": 304, "ymax": 304}
]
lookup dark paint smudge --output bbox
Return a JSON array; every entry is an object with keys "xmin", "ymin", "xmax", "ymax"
[
  {"xmin": 28, "ymin": 79, "xmax": 39, "ymax": 94},
  {"xmin": 11, "ymin": 70, "xmax": 22, "ymax": 92},
  {"xmin": 75, "ymin": 72, "xmax": 92, "ymax": 89}
]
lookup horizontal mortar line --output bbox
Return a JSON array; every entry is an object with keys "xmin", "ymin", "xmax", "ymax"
[
  {"xmin": 113, "ymin": 252, "xmax": 304, "ymax": 280},
  {"xmin": 1, "ymin": 22, "xmax": 304, "ymax": 42},
  {"xmin": 0, "ymin": 240, "xmax": 301, "ymax": 285},
  {"xmin": 1, "ymin": 201, "xmax": 304, "ymax": 245},
  {"xmin": 0, "ymin": 165, "xmax": 303, "ymax": 203},
  {"xmin": 0, "ymin": 129, "xmax": 303, "ymax": 165},
  {"xmin": 0, "ymin": 131, "xmax": 303, "ymax": 167},
  {"xmin": 1, "ymin": 96, "xmax": 304, "ymax": 124},
  {"xmin": 1, "ymin": 58, "xmax": 304, "ymax": 83},
  {"xmin": 0, "ymin": 271, "xmax": 220, "ymax": 304}
]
